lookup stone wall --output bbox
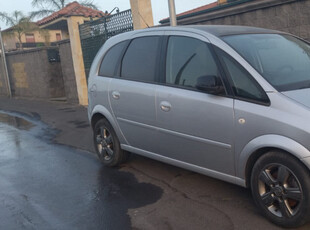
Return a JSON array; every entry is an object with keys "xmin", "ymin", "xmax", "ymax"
[
  {"xmin": 0, "ymin": 47, "xmax": 65, "ymax": 99},
  {"xmin": 57, "ymin": 40, "xmax": 79, "ymax": 103},
  {"xmin": 161, "ymin": 0, "xmax": 310, "ymax": 42}
]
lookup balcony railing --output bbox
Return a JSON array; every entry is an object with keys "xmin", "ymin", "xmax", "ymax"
[{"xmin": 16, "ymin": 42, "xmax": 46, "ymax": 48}]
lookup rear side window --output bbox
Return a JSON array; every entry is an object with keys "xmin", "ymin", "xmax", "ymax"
[
  {"xmin": 121, "ymin": 36, "xmax": 160, "ymax": 82},
  {"xmin": 216, "ymin": 48, "xmax": 269, "ymax": 104},
  {"xmin": 99, "ymin": 41, "xmax": 128, "ymax": 77},
  {"xmin": 166, "ymin": 36, "xmax": 220, "ymax": 89}
]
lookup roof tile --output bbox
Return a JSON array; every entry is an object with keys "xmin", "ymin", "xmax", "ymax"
[{"xmin": 37, "ymin": 1, "xmax": 105, "ymax": 26}]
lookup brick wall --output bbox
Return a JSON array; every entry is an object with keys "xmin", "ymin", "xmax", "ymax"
[{"xmin": 57, "ymin": 40, "xmax": 79, "ymax": 103}]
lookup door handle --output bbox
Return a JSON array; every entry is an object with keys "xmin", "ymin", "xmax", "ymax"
[
  {"xmin": 160, "ymin": 101, "xmax": 171, "ymax": 112},
  {"xmin": 112, "ymin": 91, "xmax": 120, "ymax": 100}
]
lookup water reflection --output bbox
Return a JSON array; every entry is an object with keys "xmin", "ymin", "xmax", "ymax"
[
  {"xmin": 0, "ymin": 113, "xmax": 35, "ymax": 160},
  {"xmin": 0, "ymin": 113, "xmax": 34, "ymax": 130}
]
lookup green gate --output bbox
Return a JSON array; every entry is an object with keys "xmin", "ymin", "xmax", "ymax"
[{"xmin": 79, "ymin": 10, "xmax": 134, "ymax": 79}]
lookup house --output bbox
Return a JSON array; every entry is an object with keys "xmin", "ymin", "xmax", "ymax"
[
  {"xmin": 36, "ymin": 1, "xmax": 105, "ymax": 40},
  {"xmin": 2, "ymin": 23, "xmax": 63, "ymax": 51},
  {"xmin": 2, "ymin": 1, "xmax": 105, "ymax": 51},
  {"xmin": 36, "ymin": 1, "xmax": 106, "ymax": 106},
  {"xmin": 159, "ymin": 0, "xmax": 310, "ymax": 42}
]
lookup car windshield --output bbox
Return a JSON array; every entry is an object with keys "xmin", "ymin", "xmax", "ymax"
[{"xmin": 222, "ymin": 34, "xmax": 310, "ymax": 92}]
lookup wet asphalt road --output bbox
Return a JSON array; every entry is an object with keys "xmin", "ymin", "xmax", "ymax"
[
  {"xmin": 0, "ymin": 113, "xmax": 162, "ymax": 230},
  {"xmin": 0, "ymin": 98, "xmax": 310, "ymax": 230}
]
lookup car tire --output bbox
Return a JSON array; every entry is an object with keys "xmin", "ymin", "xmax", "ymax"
[
  {"xmin": 251, "ymin": 151, "xmax": 310, "ymax": 228},
  {"xmin": 93, "ymin": 118, "xmax": 129, "ymax": 167}
]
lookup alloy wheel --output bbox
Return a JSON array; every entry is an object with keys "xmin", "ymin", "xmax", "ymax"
[
  {"xmin": 258, "ymin": 164, "xmax": 303, "ymax": 218},
  {"xmin": 96, "ymin": 126, "xmax": 114, "ymax": 161}
]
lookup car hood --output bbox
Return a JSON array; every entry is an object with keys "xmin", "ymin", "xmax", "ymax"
[{"xmin": 282, "ymin": 88, "xmax": 310, "ymax": 109}]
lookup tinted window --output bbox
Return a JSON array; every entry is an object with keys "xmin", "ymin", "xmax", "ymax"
[
  {"xmin": 121, "ymin": 36, "xmax": 160, "ymax": 82},
  {"xmin": 99, "ymin": 41, "xmax": 128, "ymax": 77},
  {"xmin": 217, "ymin": 48, "xmax": 269, "ymax": 103},
  {"xmin": 223, "ymin": 34, "xmax": 310, "ymax": 92},
  {"xmin": 166, "ymin": 36, "xmax": 220, "ymax": 89}
]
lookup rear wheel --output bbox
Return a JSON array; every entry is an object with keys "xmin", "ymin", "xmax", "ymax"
[
  {"xmin": 93, "ymin": 118, "xmax": 129, "ymax": 166},
  {"xmin": 251, "ymin": 151, "xmax": 310, "ymax": 228}
]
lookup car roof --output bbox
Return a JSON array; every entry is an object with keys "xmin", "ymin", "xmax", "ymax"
[
  {"xmin": 107, "ymin": 25, "xmax": 285, "ymax": 46},
  {"xmin": 132, "ymin": 25, "xmax": 283, "ymax": 38},
  {"xmin": 182, "ymin": 25, "xmax": 283, "ymax": 37}
]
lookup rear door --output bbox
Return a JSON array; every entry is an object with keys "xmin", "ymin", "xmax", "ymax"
[
  {"xmin": 156, "ymin": 32, "xmax": 235, "ymax": 175},
  {"xmin": 109, "ymin": 33, "xmax": 163, "ymax": 153},
  {"xmin": 213, "ymin": 46, "xmax": 271, "ymax": 178}
]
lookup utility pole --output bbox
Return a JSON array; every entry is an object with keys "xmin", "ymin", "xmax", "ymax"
[
  {"xmin": 0, "ymin": 27, "xmax": 12, "ymax": 98},
  {"xmin": 168, "ymin": 0, "xmax": 177, "ymax": 26}
]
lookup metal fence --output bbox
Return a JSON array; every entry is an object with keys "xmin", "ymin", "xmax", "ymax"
[{"xmin": 79, "ymin": 9, "xmax": 134, "ymax": 79}]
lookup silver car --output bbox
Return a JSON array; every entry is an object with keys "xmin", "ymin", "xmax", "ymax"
[{"xmin": 87, "ymin": 25, "xmax": 310, "ymax": 228}]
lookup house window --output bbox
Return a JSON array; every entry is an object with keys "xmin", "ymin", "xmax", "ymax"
[
  {"xmin": 25, "ymin": 33, "xmax": 35, "ymax": 43},
  {"xmin": 56, "ymin": 33, "xmax": 61, "ymax": 41}
]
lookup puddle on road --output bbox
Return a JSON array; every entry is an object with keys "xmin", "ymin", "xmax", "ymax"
[{"xmin": 0, "ymin": 113, "xmax": 34, "ymax": 130}]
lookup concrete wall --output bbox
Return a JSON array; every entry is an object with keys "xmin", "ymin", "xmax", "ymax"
[
  {"xmin": 1, "ymin": 43, "xmax": 80, "ymax": 103},
  {"xmin": 57, "ymin": 40, "xmax": 79, "ymax": 103},
  {"xmin": 161, "ymin": 0, "xmax": 310, "ymax": 42},
  {"xmin": 0, "ymin": 55, "xmax": 9, "ymax": 96},
  {"xmin": 0, "ymin": 47, "xmax": 65, "ymax": 99}
]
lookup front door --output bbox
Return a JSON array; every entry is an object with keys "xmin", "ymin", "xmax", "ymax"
[{"xmin": 156, "ymin": 34, "xmax": 235, "ymax": 175}]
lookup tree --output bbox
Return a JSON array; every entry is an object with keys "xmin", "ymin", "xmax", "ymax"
[
  {"xmin": 0, "ymin": 11, "xmax": 39, "ymax": 50},
  {"xmin": 30, "ymin": 0, "xmax": 99, "ymax": 19}
]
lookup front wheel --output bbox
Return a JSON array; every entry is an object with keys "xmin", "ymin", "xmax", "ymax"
[
  {"xmin": 93, "ymin": 118, "xmax": 129, "ymax": 167},
  {"xmin": 251, "ymin": 151, "xmax": 310, "ymax": 228}
]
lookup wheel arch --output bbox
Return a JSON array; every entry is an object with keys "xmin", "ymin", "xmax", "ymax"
[
  {"xmin": 243, "ymin": 147, "xmax": 303, "ymax": 188},
  {"xmin": 90, "ymin": 105, "xmax": 128, "ymax": 144},
  {"xmin": 91, "ymin": 113, "xmax": 106, "ymax": 129},
  {"xmin": 237, "ymin": 135, "xmax": 310, "ymax": 188}
]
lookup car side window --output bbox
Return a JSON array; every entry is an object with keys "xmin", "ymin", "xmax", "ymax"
[
  {"xmin": 99, "ymin": 41, "xmax": 128, "ymax": 77},
  {"xmin": 121, "ymin": 36, "xmax": 160, "ymax": 82},
  {"xmin": 216, "ymin": 48, "xmax": 270, "ymax": 104},
  {"xmin": 165, "ymin": 36, "xmax": 220, "ymax": 90}
]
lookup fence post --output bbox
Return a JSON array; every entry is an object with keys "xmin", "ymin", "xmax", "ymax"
[
  {"xmin": 67, "ymin": 16, "xmax": 88, "ymax": 105},
  {"xmin": 0, "ymin": 27, "xmax": 12, "ymax": 97},
  {"xmin": 130, "ymin": 0, "xmax": 154, "ymax": 30}
]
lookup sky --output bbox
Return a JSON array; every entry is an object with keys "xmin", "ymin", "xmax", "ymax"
[{"xmin": 0, "ymin": 0, "xmax": 214, "ymax": 30}]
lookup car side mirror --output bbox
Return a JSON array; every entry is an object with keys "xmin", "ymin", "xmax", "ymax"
[{"xmin": 195, "ymin": 75, "xmax": 225, "ymax": 95}]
